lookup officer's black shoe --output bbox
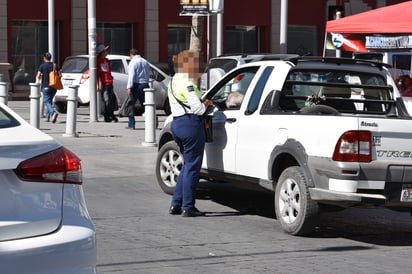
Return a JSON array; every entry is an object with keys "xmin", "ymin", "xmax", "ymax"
[
  {"xmin": 182, "ymin": 208, "xmax": 205, "ymax": 217},
  {"xmin": 169, "ymin": 206, "xmax": 182, "ymax": 215}
]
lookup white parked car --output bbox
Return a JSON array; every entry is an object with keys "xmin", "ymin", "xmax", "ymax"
[
  {"xmin": 55, "ymin": 54, "xmax": 171, "ymax": 115},
  {"xmin": 0, "ymin": 102, "xmax": 96, "ymax": 273},
  {"xmin": 199, "ymin": 54, "xmax": 298, "ymax": 92}
]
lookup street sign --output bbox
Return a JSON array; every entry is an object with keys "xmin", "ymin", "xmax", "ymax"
[
  {"xmin": 332, "ymin": 33, "xmax": 344, "ymax": 48},
  {"xmin": 180, "ymin": 0, "xmax": 209, "ymax": 16}
]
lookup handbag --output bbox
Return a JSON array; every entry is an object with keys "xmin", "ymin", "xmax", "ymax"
[
  {"xmin": 49, "ymin": 63, "xmax": 63, "ymax": 90},
  {"xmin": 118, "ymin": 96, "xmax": 141, "ymax": 117},
  {"xmin": 204, "ymin": 115, "xmax": 213, "ymax": 143},
  {"xmin": 118, "ymin": 96, "xmax": 131, "ymax": 117}
]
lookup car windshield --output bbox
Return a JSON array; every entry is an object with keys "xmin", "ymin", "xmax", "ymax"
[
  {"xmin": 61, "ymin": 57, "xmax": 89, "ymax": 73},
  {"xmin": 0, "ymin": 107, "xmax": 20, "ymax": 128}
]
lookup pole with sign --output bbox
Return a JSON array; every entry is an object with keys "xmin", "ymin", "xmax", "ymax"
[
  {"xmin": 180, "ymin": 0, "xmax": 209, "ymax": 15},
  {"xmin": 179, "ymin": 0, "xmax": 224, "ymax": 58}
]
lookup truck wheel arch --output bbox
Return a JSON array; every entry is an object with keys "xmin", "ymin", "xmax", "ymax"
[{"xmin": 268, "ymin": 139, "xmax": 315, "ymax": 189}]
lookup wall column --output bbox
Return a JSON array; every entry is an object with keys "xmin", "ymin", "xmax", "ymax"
[
  {"xmin": 72, "ymin": 0, "xmax": 88, "ymax": 55},
  {"xmin": 0, "ymin": 0, "xmax": 8, "ymax": 61},
  {"xmin": 145, "ymin": 0, "xmax": 159, "ymax": 63},
  {"xmin": 270, "ymin": 0, "xmax": 281, "ymax": 53}
]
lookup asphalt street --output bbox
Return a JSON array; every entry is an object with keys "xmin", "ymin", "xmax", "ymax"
[{"xmin": 8, "ymin": 100, "xmax": 412, "ymax": 274}]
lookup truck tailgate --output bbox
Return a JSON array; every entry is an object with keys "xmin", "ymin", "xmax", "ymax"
[{"xmin": 364, "ymin": 117, "xmax": 412, "ymax": 162}]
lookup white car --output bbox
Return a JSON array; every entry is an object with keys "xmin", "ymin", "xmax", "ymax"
[
  {"xmin": 0, "ymin": 102, "xmax": 96, "ymax": 273},
  {"xmin": 199, "ymin": 54, "xmax": 298, "ymax": 92},
  {"xmin": 55, "ymin": 54, "xmax": 171, "ymax": 115}
]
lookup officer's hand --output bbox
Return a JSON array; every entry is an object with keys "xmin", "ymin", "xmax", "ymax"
[{"xmin": 203, "ymin": 99, "xmax": 213, "ymax": 108}]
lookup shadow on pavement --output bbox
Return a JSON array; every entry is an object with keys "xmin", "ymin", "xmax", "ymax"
[{"xmin": 195, "ymin": 180, "xmax": 412, "ymax": 246}]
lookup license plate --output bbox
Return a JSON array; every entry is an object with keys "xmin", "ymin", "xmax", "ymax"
[
  {"xmin": 400, "ymin": 184, "xmax": 412, "ymax": 202},
  {"xmin": 64, "ymin": 79, "xmax": 73, "ymax": 85}
]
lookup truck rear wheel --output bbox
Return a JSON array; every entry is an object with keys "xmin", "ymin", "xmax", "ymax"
[{"xmin": 275, "ymin": 166, "xmax": 319, "ymax": 235}]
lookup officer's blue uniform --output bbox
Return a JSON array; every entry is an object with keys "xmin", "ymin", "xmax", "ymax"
[{"xmin": 168, "ymin": 73, "xmax": 207, "ymax": 212}]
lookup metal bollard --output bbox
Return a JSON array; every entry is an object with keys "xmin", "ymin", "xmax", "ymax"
[
  {"xmin": 0, "ymin": 81, "xmax": 8, "ymax": 105},
  {"xmin": 63, "ymin": 85, "xmax": 79, "ymax": 137},
  {"xmin": 29, "ymin": 83, "xmax": 41, "ymax": 128},
  {"xmin": 40, "ymin": 92, "xmax": 45, "ymax": 118},
  {"xmin": 142, "ymin": 87, "xmax": 157, "ymax": 147}
]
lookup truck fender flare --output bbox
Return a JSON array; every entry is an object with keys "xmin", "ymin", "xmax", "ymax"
[{"xmin": 268, "ymin": 138, "xmax": 315, "ymax": 188}]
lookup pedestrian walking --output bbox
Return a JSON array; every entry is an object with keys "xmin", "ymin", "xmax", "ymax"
[
  {"xmin": 36, "ymin": 52, "xmax": 59, "ymax": 123},
  {"xmin": 168, "ymin": 50, "xmax": 213, "ymax": 217},
  {"xmin": 126, "ymin": 48, "xmax": 150, "ymax": 129},
  {"xmin": 97, "ymin": 44, "xmax": 118, "ymax": 122}
]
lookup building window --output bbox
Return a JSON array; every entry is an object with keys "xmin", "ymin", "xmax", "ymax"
[
  {"xmin": 11, "ymin": 21, "xmax": 52, "ymax": 87},
  {"xmin": 168, "ymin": 25, "xmax": 190, "ymax": 57},
  {"xmin": 287, "ymin": 25, "xmax": 317, "ymax": 56},
  {"xmin": 225, "ymin": 26, "xmax": 259, "ymax": 54},
  {"xmin": 96, "ymin": 23, "xmax": 132, "ymax": 55},
  {"xmin": 167, "ymin": 25, "xmax": 191, "ymax": 73}
]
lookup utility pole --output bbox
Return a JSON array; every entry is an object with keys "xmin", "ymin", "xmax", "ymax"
[
  {"xmin": 87, "ymin": 0, "xmax": 98, "ymax": 122},
  {"xmin": 48, "ymin": 0, "xmax": 55, "ymax": 61},
  {"xmin": 279, "ymin": 0, "xmax": 288, "ymax": 54}
]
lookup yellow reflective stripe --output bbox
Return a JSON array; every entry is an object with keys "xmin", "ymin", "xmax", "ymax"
[{"xmin": 168, "ymin": 75, "xmax": 202, "ymax": 103}]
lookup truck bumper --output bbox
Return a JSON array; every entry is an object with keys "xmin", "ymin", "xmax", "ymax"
[{"xmin": 310, "ymin": 180, "xmax": 412, "ymax": 209}]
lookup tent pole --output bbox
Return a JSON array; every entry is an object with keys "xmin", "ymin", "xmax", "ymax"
[
  {"xmin": 335, "ymin": 11, "xmax": 341, "ymax": 58},
  {"xmin": 322, "ymin": 31, "xmax": 327, "ymax": 57}
]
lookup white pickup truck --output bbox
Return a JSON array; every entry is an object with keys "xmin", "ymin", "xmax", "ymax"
[{"xmin": 156, "ymin": 56, "xmax": 412, "ymax": 235}]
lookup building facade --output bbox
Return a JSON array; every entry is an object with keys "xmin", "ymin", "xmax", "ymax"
[{"xmin": 0, "ymin": 0, "xmax": 406, "ymax": 92}]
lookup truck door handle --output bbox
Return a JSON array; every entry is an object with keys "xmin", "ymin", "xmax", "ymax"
[{"xmin": 226, "ymin": 118, "xmax": 237, "ymax": 123}]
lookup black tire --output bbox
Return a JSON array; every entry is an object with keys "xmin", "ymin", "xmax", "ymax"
[
  {"xmin": 155, "ymin": 140, "xmax": 182, "ymax": 195},
  {"xmin": 275, "ymin": 166, "xmax": 319, "ymax": 235},
  {"xmin": 300, "ymin": 105, "xmax": 339, "ymax": 115},
  {"xmin": 163, "ymin": 98, "xmax": 171, "ymax": 116},
  {"xmin": 54, "ymin": 102, "xmax": 67, "ymax": 114}
]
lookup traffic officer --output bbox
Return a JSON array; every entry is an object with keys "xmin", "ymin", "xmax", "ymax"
[{"xmin": 168, "ymin": 50, "xmax": 213, "ymax": 217}]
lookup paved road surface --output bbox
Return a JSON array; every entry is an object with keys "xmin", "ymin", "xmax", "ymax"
[{"xmin": 8, "ymin": 101, "xmax": 412, "ymax": 274}]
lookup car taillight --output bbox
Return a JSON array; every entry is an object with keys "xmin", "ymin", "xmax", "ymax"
[
  {"xmin": 15, "ymin": 147, "xmax": 82, "ymax": 184},
  {"xmin": 80, "ymin": 70, "xmax": 90, "ymax": 84},
  {"xmin": 332, "ymin": 130, "xmax": 372, "ymax": 162}
]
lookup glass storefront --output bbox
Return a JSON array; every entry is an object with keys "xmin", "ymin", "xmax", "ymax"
[{"xmin": 11, "ymin": 21, "xmax": 50, "ymax": 88}]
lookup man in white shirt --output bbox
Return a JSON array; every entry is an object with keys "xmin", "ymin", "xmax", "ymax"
[{"xmin": 126, "ymin": 48, "xmax": 150, "ymax": 129}]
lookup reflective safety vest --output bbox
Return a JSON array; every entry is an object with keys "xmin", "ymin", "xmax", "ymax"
[{"xmin": 168, "ymin": 73, "xmax": 202, "ymax": 110}]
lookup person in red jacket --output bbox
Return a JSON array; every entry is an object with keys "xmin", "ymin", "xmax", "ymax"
[{"xmin": 96, "ymin": 44, "xmax": 118, "ymax": 122}]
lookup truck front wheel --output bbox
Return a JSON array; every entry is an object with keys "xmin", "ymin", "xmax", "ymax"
[
  {"xmin": 155, "ymin": 141, "xmax": 182, "ymax": 195},
  {"xmin": 275, "ymin": 166, "xmax": 319, "ymax": 235}
]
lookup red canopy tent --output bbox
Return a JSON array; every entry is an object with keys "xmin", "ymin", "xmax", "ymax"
[
  {"xmin": 325, "ymin": 1, "xmax": 412, "ymax": 52},
  {"xmin": 326, "ymin": 1, "xmax": 412, "ymax": 34}
]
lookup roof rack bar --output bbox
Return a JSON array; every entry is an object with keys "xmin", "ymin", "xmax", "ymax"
[{"xmin": 287, "ymin": 56, "xmax": 390, "ymax": 70}]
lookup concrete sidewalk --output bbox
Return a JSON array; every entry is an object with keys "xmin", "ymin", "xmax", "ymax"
[{"xmin": 7, "ymin": 100, "xmax": 166, "ymax": 148}]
